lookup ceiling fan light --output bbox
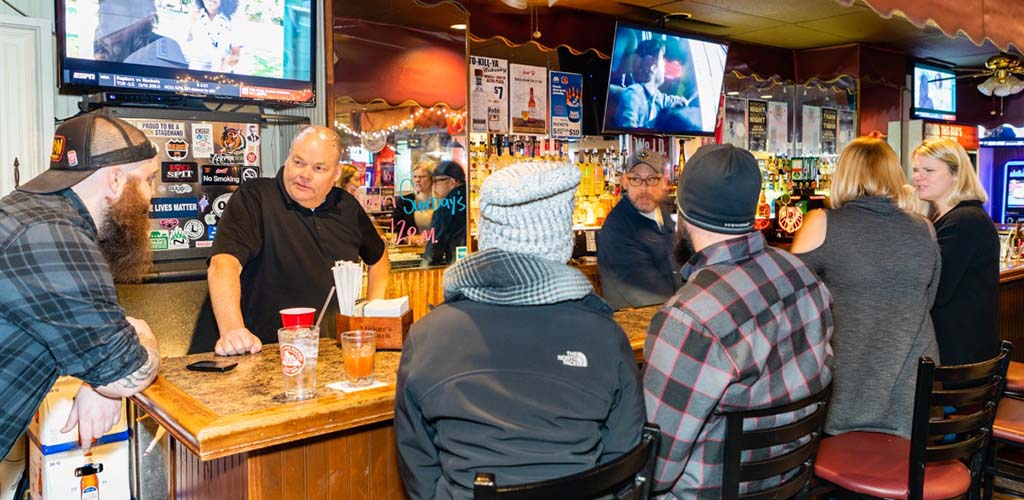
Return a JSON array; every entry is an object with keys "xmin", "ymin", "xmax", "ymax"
[
  {"xmin": 978, "ymin": 76, "xmax": 998, "ymax": 96},
  {"xmin": 1006, "ymin": 75, "xmax": 1024, "ymax": 94}
]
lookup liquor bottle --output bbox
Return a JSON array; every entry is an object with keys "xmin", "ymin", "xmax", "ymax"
[
  {"xmin": 527, "ymin": 88, "xmax": 537, "ymax": 122},
  {"xmin": 472, "ymin": 69, "xmax": 487, "ymax": 132}
]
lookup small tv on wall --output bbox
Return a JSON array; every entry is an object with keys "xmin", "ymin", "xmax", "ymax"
[
  {"xmin": 603, "ymin": 22, "xmax": 728, "ymax": 136},
  {"xmin": 56, "ymin": 0, "xmax": 317, "ymax": 106},
  {"xmin": 912, "ymin": 62, "xmax": 957, "ymax": 122}
]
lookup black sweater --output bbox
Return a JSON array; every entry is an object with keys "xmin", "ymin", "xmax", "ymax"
[{"xmin": 931, "ymin": 200, "xmax": 1000, "ymax": 365}]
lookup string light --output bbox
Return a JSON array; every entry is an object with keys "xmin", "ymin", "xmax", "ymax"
[{"xmin": 334, "ymin": 105, "xmax": 467, "ymax": 141}]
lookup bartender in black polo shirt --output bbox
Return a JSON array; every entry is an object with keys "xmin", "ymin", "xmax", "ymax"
[{"xmin": 201, "ymin": 126, "xmax": 389, "ymax": 356}]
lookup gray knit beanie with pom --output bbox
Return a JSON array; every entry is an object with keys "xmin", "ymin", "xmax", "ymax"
[{"xmin": 478, "ymin": 161, "xmax": 581, "ymax": 263}]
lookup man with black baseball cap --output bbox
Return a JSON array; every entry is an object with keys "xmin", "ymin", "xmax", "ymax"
[
  {"xmin": 597, "ymin": 149, "xmax": 680, "ymax": 310},
  {"xmin": 0, "ymin": 112, "xmax": 162, "ymax": 459},
  {"xmin": 422, "ymin": 160, "xmax": 467, "ymax": 266},
  {"xmin": 642, "ymin": 143, "xmax": 833, "ymax": 497}
]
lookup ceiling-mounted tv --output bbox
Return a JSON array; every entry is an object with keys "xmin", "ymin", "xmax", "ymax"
[
  {"xmin": 56, "ymin": 0, "xmax": 316, "ymax": 106},
  {"xmin": 912, "ymin": 62, "xmax": 957, "ymax": 122},
  {"xmin": 603, "ymin": 22, "xmax": 728, "ymax": 136}
]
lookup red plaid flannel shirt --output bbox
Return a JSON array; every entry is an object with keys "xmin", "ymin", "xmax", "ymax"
[{"xmin": 643, "ymin": 231, "xmax": 833, "ymax": 498}]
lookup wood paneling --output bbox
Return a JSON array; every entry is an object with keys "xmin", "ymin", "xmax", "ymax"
[
  {"xmin": 243, "ymin": 421, "xmax": 407, "ymax": 500},
  {"xmin": 385, "ymin": 267, "xmax": 446, "ymax": 321},
  {"xmin": 1000, "ymin": 274, "xmax": 1024, "ymax": 362},
  {"xmin": 171, "ymin": 439, "xmax": 247, "ymax": 500}
]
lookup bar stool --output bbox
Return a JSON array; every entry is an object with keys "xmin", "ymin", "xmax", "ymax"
[
  {"xmin": 1006, "ymin": 361, "xmax": 1024, "ymax": 396},
  {"xmin": 983, "ymin": 359, "xmax": 1024, "ymax": 498},
  {"xmin": 814, "ymin": 342, "xmax": 1011, "ymax": 500}
]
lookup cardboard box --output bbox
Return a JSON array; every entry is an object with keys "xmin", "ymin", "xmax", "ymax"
[
  {"xmin": 29, "ymin": 377, "xmax": 127, "ymax": 449},
  {"xmin": 0, "ymin": 434, "xmax": 25, "ymax": 500},
  {"xmin": 28, "ymin": 435, "xmax": 130, "ymax": 500},
  {"xmin": 336, "ymin": 308, "xmax": 413, "ymax": 350}
]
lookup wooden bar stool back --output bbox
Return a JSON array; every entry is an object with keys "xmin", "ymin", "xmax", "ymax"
[{"xmin": 815, "ymin": 341, "xmax": 1012, "ymax": 500}]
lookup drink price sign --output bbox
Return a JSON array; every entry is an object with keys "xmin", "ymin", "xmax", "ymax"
[
  {"xmin": 469, "ymin": 56, "xmax": 509, "ymax": 134},
  {"xmin": 550, "ymin": 71, "xmax": 583, "ymax": 140}
]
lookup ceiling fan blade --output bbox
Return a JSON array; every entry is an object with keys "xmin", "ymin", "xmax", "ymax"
[{"xmin": 498, "ymin": 0, "xmax": 528, "ymax": 8}]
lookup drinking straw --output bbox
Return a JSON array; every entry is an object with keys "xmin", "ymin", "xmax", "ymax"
[{"xmin": 316, "ymin": 286, "xmax": 336, "ymax": 329}]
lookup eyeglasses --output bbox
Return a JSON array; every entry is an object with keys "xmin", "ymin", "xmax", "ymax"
[{"xmin": 625, "ymin": 175, "xmax": 662, "ymax": 187}]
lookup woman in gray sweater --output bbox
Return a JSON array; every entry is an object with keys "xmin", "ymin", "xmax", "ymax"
[{"xmin": 791, "ymin": 137, "xmax": 941, "ymax": 438}]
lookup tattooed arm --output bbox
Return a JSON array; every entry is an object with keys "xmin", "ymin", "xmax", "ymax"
[{"xmin": 93, "ymin": 316, "xmax": 161, "ymax": 398}]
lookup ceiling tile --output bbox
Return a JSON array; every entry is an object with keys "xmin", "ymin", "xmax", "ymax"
[
  {"xmin": 684, "ymin": 0, "xmax": 868, "ymax": 24},
  {"xmin": 796, "ymin": 10, "xmax": 939, "ymax": 43},
  {"xmin": 728, "ymin": 25, "xmax": 850, "ymax": 49},
  {"xmin": 645, "ymin": 0, "xmax": 785, "ymax": 36}
]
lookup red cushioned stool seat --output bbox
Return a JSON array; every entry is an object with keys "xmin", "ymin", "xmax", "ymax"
[
  {"xmin": 995, "ymin": 397, "xmax": 1024, "ymax": 443},
  {"xmin": 814, "ymin": 432, "xmax": 971, "ymax": 500},
  {"xmin": 1007, "ymin": 361, "xmax": 1024, "ymax": 394}
]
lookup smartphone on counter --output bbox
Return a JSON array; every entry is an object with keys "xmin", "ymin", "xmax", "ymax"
[{"xmin": 186, "ymin": 360, "xmax": 238, "ymax": 373}]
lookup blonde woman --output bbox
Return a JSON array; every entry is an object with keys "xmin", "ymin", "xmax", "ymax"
[
  {"xmin": 791, "ymin": 137, "xmax": 941, "ymax": 438},
  {"xmin": 392, "ymin": 159, "xmax": 436, "ymax": 237},
  {"xmin": 912, "ymin": 138, "xmax": 999, "ymax": 365},
  {"xmin": 338, "ymin": 164, "xmax": 361, "ymax": 196}
]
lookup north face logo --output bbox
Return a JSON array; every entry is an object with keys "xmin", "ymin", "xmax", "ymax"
[{"xmin": 557, "ymin": 351, "xmax": 588, "ymax": 368}]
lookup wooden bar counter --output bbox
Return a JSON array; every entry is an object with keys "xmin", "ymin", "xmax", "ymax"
[{"xmin": 131, "ymin": 307, "xmax": 658, "ymax": 500}]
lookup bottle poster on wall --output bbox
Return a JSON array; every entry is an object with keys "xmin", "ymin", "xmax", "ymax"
[
  {"xmin": 767, "ymin": 101, "xmax": 789, "ymax": 154},
  {"xmin": 469, "ymin": 56, "xmax": 509, "ymax": 134},
  {"xmin": 838, "ymin": 109, "xmax": 857, "ymax": 151},
  {"xmin": 802, "ymin": 105, "xmax": 822, "ymax": 156},
  {"xmin": 821, "ymin": 107, "xmax": 838, "ymax": 154},
  {"xmin": 549, "ymin": 71, "xmax": 583, "ymax": 140},
  {"xmin": 747, "ymin": 99, "xmax": 768, "ymax": 152},
  {"xmin": 723, "ymin": 97, "xmax": 747, "ymax": 149},
  {"xmin": 509, "ymin": 64, "xmax": 548, "ymax": 136}
]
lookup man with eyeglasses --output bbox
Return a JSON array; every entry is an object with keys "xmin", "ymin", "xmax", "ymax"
[
  {"xmin": 597, "ymin": 149, "xmax": 681, "ymax": 310},
  {"xmin": 422, "ymin": 161, "xmax": 468, "ymax": 266}
]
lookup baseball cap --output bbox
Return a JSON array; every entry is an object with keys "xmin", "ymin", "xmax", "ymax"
[
  {"xmin": 20, "ymin": 113, "xmax": 157, "ymax": 194},
  {"xmin": 625, "ymin": 149, "xmax": 667, "ymax": 173},
  {"xmin": 676, "ymin": 143, "xmax": 762, "ymax": 235},
  {"xmin": 432, "ymin": 160, "xmax": 466, "ymax": 183}
]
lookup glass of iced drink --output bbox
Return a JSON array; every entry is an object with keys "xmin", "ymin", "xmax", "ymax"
[
  {"xmin": 277, "ymin": 326, "xmax": 320, "ymax": 401},
  {"xmin": 341, "ymin": 330, "xmax": 376, "ymax": 387}
]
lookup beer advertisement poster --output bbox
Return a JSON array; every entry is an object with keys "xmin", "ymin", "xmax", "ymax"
[
  {"xmin": 767, "ymin": 101, "xmax": 789, "ymax": 154},
  {"xmin": 469, "ymin": 56, "xmax": 509, "ymax": 134},
  {"xmin": 821, "ymin": 107, "xmax": 838, "ymax": 154},
  {"xmin": 723, "ymin": 97, "xmax": 747, "ymax": 149},
  {"xmin": 509, "ymin": 64, "xmax": 548, "ymax": 136},
  {"xmin": 549, "ymin": 71, "xmax": 583, "ymax": 140},
  {"xmin": 747, "ymin": 99, "xmax": 768, "ymax": 152},
  {"xmin": 802, "ymin": 105, "xmax": 822, "ymax": 155},
  {"xmin": 838, "ymin": 109, "xmax": 857, "ymax": 151}
]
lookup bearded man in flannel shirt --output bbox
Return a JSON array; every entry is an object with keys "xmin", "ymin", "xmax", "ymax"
[{"xmin": 643, "ymin": 143, "xmax": 834, "ymax": 498}]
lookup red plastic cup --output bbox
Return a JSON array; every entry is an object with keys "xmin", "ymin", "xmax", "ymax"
[{"xmin": 280, "ymin": 307, "xmax": 316, "ymax": 328}]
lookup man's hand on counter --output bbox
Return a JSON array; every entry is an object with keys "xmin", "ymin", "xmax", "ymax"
[
  {"xmin": 215, "ymin": 327, "xmax": 263, "ymax": 356},
  {"xmin": 61, "ymin": 384, "xmax": 123, "ymax": 452}
]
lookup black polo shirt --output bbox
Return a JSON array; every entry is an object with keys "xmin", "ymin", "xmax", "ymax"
[{"xmin": 202, "ymin": 169, "xmax": 385, "ymax": 348}]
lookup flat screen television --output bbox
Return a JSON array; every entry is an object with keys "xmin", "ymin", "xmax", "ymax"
[
  {"xmin": 603, "ymin": 22, "xmax": 728, "ymax": 136},
  {"xmin": 56, "ymin": 0, "xmax": 316, "ymax": 106},
  {"xmin": 912, "ymin": 62, "xmax": 956, "ymax": 121}
]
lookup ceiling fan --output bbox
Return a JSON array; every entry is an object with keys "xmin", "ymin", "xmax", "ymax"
[
  {"xmin": 498, "ymin": 0, "xmax": 558, "ymax": 8},
  {"xmin": 930, "ymin": 53, "xmax": 1024, "ymax": 97}
]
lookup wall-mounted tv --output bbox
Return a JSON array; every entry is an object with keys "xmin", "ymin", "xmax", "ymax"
[
  {"xmin": 56, "ymin": 0, "xmax": 316, "ymax": 106},
  {"xmin": 912, "ymin": 62, "xmax": 956, "ymax": 122},
  {"xmin": 603, "ymin": 22, "xmax": 728, "ymax": 136}
]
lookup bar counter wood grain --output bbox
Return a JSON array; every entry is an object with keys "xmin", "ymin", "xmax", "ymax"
[{"xmin": 132, "ymin": 306, "xmax": 657, "ymax": 500}]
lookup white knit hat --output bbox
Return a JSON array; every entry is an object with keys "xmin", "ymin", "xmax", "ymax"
[{"xmin": 478, "ymin": 161, "xmax": 581, "ymax": 263}]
